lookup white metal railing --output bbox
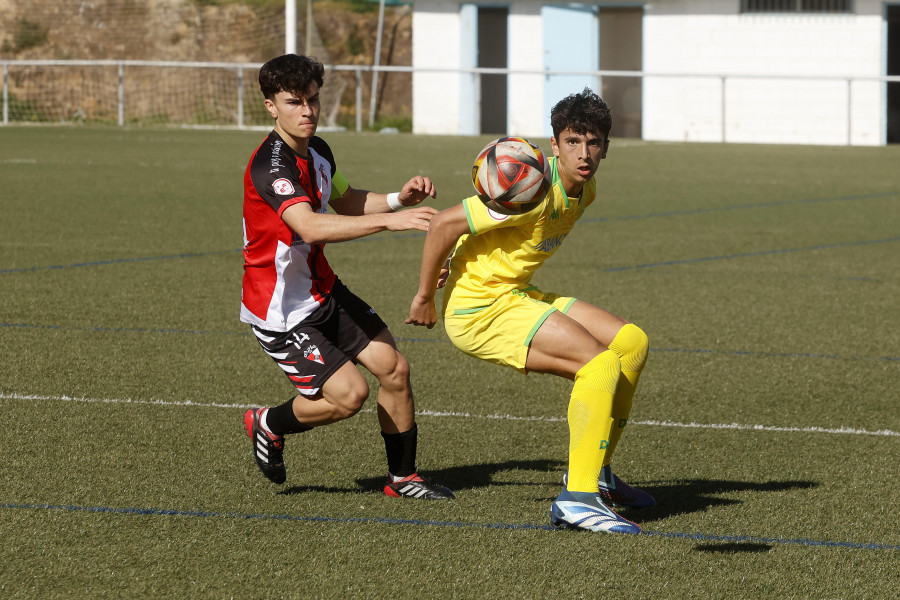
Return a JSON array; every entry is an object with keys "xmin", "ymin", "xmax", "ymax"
[{"xmin": 2, "ymin": 59, "xmax": 899, "ymax": 145}]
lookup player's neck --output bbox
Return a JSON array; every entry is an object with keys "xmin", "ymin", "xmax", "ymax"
[
  {"xmin": 273, "ymin": 125, "xmax": 311, "ymax": 158},
  {"xmin": 563, "ymin": 181, "xmax": 584, "ymax": 199}
]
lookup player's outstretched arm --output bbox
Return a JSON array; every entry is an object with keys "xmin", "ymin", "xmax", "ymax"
[
  {"xmin": 282, "ymin": 199, "xmax": 436, "ymax": 244},
  {"xmin": 406, "ymin": 204, "xmax": 470, "ymax": 329},
  {"xmin": 330, "ymin": 176, "xmax": 436, "ymax": 216}
]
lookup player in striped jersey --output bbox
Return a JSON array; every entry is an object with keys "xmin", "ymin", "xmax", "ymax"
[{"xmin": 241, "ymin": 54, "xmax": 451, "ymax": 500}]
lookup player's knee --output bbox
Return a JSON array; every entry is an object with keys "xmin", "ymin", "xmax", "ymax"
[
  {"xmin": 377, "ymin": 350, "xmax": 411, "ymax": 393},
  {"xmin": 337, "ymin": 384, "xmax": 369, "ymax": 419},
  {"xmin": 325, "ymin": 375, "xmax": 370, "ymax": 419},
  {"xmin": 610, "ymin": 323, "xmax": 649, "ymax": 372},
  {"xmin": 629, "ymin": 325, "xmax": 649, "ymax": 367}
]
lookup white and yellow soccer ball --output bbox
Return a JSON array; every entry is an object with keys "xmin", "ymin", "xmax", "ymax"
[{"xmin": 471, "ymin": 136, "xmax": 552, "ymax": 215}]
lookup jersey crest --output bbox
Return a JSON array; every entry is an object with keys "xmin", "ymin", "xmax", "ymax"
[{"xmin": 273, "ymin": 178, "xmax": 294, "ymax": 195}]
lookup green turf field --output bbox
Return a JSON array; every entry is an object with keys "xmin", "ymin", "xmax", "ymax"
[{"xmin": 1, "ymin": 126, "xmax": 898, "ymax": 598}]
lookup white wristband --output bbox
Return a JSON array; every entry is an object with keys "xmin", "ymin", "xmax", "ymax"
[{"xmin": 386, "ymin": 192, "xmax": 404, "ymax": 212}]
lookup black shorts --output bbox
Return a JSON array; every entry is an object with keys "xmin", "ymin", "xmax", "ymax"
[{"xmin": 251, "ymin": 280, "xmax": 388, "ymax": 396}]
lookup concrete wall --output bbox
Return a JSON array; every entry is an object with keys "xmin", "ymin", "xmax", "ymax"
[
  {"xmin": 411, "ymin": 0, "xmax": 888, "ymax": 145},
  {"xmin": 412, "ymin": 1, "xmax": 466, "ymax": 135},
  {"xmin": 643, "ymin": 0, "xmax": 885, "ymax": 145}
]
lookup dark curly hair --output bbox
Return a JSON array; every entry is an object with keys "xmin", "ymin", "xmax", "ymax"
[
  {"xmin": 550, "ymin": 87, "xmax": 612, "ymax": 140},
  {"xmin": 258, "ymin": 54, "xmax": 325, "ymax": 100}
]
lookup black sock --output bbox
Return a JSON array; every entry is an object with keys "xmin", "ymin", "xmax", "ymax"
[
  {"xmin": 381, "ymin": 423, "xmax": 418, "ymax": 478},
  {"xmin": 265, "ymin": 397, "xmax": 312, "ymax": 436}
]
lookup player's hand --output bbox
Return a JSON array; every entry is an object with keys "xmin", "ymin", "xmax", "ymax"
[
  {"xmin": 406, "ymin": 295, "xmax": 438, "ymax": 328},
  {"xmin": 385, "ymin": 205, "xmax": 437, "ymax": 232},
  {"xmin": 397, "ymin": 176, "xmax": 436, "ymax": 207}
]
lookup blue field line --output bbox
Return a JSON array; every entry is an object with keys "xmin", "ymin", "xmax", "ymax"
[
  {"xmin": 648, "ymin": 346, "xmax": 900, "ymax": 363},
  {"xmin": 4, "ymin": 234, "xmax": 896, "ymax": 276},
  {"xmin": 2, "ymin": 323, "xmax": 898, "ymax": 362},
  {"xmin": 604, "ymin": 236, "xmax": 900, "ymax": 272},
  {"xmin": 0, "ymin": 249, "xmax": 241, "ymax": 275},
  {"xmin": 2, "ymin": 502, "xmax": 897, "ymax": 551},
  {"xmin": 580, "ymin": 191, "xmax": 899, "ymax": 225},
  {"xmin": 3, "ymin": 191, "xmax": 896, "ymax": 276},
  {"xmin": 0, "ymin": 234, "xmax": 431, "ymax": 275},
  {"xmin": 0, "ymin": 322, "xmax": 247, "ymax": 337}
]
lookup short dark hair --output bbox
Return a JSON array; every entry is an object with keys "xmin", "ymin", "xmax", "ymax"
[
  {"xmin": 258, "ymin": 54, "xmax": 325, "ymax": 100},
  {"xmin": 550, "ymin": 87, "xmax": 612, "ymax": 140}
]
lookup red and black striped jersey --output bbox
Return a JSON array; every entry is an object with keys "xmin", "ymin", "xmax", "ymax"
[{"xmin": 240, "ymin": 132, "xmax": 339, "ymax": 331}]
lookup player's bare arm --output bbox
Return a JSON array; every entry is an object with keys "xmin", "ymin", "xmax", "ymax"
[
  {"xmin": 406, "ymin": 203, "xmax": 470, "ymax": 329},
  {"xmin": 329, "ymin": 176, "xmax": 436, "ymax": 216},
  {"xmin": 282, "ymin": 200, "xmax": 437, "ymax": 245}
]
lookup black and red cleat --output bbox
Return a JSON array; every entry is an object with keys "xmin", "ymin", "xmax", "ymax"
[
  {"xmin": 384, "ymin": 472, "xmax": 454, "ymax": 500},
  {"xmin": 243, "ymin": 408, "xmax": 286, "ymax": 484}
]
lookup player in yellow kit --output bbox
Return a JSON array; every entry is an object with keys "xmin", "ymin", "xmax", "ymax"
[{"xmin": 406, "ymin": 88, "xmax": 653, "ymax": 533}]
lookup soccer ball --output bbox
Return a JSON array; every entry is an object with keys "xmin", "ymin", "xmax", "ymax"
[{"xmin": 471, "ymin": 137, "xmax": 551, "ymax": 215}]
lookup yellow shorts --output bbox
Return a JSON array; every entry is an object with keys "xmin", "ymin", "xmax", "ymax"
[{"xmin": 444, "ymin": 287, "xmax": 576, "ymax": 373}]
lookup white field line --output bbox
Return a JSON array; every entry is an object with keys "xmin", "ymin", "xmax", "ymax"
[
  {"xmin": 2, "ymin": 392, "xmax": 898, "ymax": 438},
  {"xmin": 0, "ymin": 392, "xmax": 247, "ymax": 410}
]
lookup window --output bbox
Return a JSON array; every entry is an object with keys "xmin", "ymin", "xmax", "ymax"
[{"xmin": 740, "ymin": 0, "xmax": 853, "ymax": 13}]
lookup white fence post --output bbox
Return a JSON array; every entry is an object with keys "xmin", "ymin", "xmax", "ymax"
[
  {"xmin": 238, "ymin": 65, "xmax": 245, "ymax": 128},
  {"xmin": 118, "ymin": 62, "xmax": 124, "ymax": 127},
  {"xmin": 721, "ymin": 76, "xmax": 727, "ymax": 143},
  {"xmin": 355, "ymin": 68, "xmax": 363, "ymax": 133},
  {"xmin": 846, "ymin": 79, "xmax": 852, "ymax": 146},
  {"xmin": 3, "ymin": 64, "xmax": 8, "ymax": 126}
]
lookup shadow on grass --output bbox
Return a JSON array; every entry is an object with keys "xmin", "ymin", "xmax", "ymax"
[
  {"xmin": 278, "ymin": 459, "xmax": 566, "ymax": 496},
  {"xmin": 636, "ymin": 478, "xmax": 819, "ymax": 522},
  {"xmin": 283, "ymin": 462, "xmax": 818, "ymax": 525},
  {"xmin": 695, "ymin": 542, "xmax": 773, "ymax": 554},
  {"xmin": 278, "ymin": 484, "xmax": 369, "ymax": 496},
  {"xmin": 354, "ymin": 458, "xmax": 567, "ymax": 494}
]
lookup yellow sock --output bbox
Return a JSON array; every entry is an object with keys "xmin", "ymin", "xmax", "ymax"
[
  {"xmin": 603, "ymin": 323, "xmax": 649, "ymax": 467},
  {"xmin": 566, "ymin": 350, "xmax": 621, "ymax": 492}
]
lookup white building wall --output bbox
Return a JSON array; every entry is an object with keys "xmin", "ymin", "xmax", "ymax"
[
  {"xmin": 413, "ymin": 0, "xmax": 547, "ymax": 136},
  {"xmin": 412, "ymin": 0, "xmax": 888, "ymax": 145},
  {"xmin": 412, "ymin": 2, "xmax": 465, "ymax": 135},
  {"xmin": 642, "ymin": 0, "xmax": 885, "ymax": 145},
  {"xmin": 507, "ymin": 2, "xmax": 546, "ymax": 137}
]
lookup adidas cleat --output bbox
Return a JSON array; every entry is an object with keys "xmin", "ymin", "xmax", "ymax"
[
  {"xmin": 550, "ymin": 489, "xmax": 642, "ymax": 534},
  {"xmin": 563, "ymin": 465, "xmax": 655, "ymax": 509},
  {"xmin": 243, "ymin": 408, "xmax": 286, "ymax": 484},
  {"xmin": 384, "ymin": 473, "xmax": 454, "ymax": 500}
]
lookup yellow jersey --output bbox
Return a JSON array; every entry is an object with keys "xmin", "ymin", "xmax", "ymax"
[{"xmin": 443, "ymin": 156, "xmax": 597, "ymax": 315}]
